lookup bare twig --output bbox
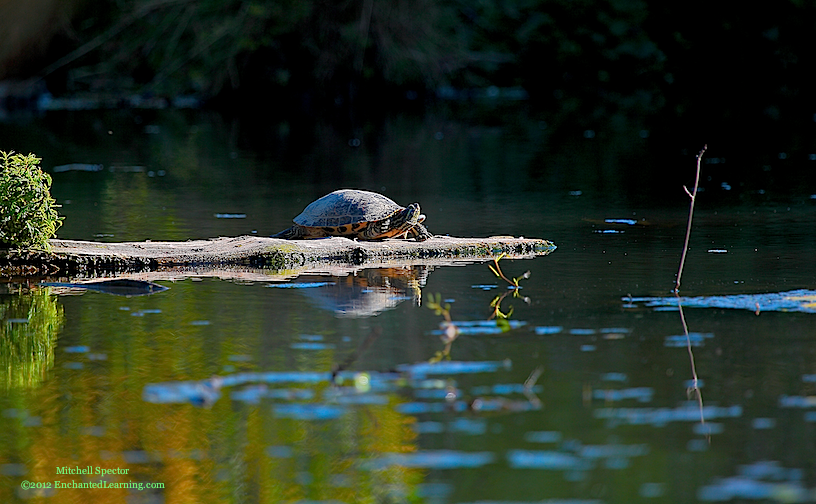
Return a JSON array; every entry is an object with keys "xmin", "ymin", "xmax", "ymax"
[{"xmin": 674, "ymin": 144, "xmax": 707, "ymax": 293}]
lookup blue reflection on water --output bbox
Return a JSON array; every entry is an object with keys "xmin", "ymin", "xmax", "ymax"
[
  {"xmin": 627, "ymin": 289, "xmax": 816, "ymax": 314},
  {"xmin": 507, "ymin": 450, "xmax": 590, "ymax": 470},
  {"xmin": 397, "ymin": 360, "xmax": 511, "ymax": 377},
  {"xmin": 523, "ymin": 431, "xmax": 562, "ymax": 443},
  {"xmin": 367, "ymin": 450, "xmax": 495, "ymax": 469},
  {"xmin": 592, "ymin": 387, "xmax": 654, "ymax": 402},
  {"xmin": 273, "ymin": 403, "xmax": 346, "ymax": 420},
  {"xmin": 266, "ymin": 282, "xmax": 336, "ymax": 289},
  {"xmin": 594, "ymin": 405, "xmax": 742, "ymax": 426},
  {"xmin": 664, "ymin": 332, "xmax": 715, "ymax": 347}
]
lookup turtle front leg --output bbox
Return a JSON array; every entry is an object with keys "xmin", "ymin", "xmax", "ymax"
[{"xmin": 406, "ymin": 223, "xmax": 433, "ymax": 241}]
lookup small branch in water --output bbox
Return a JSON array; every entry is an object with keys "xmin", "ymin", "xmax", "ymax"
[
  {"xmin": 674, "ymin": 144, "xmax": 707, "ymax": 294},
  {"xmin": 673, "ymin": 144, "xmax": 710, "ymax": 443}
]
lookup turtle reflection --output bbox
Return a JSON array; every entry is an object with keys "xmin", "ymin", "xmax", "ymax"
[{"xmin": 298, "ymin": 266, "xmax": 431, "ymax": 318}]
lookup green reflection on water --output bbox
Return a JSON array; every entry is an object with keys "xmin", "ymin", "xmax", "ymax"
[
  {"xmin": 1, "ymin": 288, "xmax": 63, "ymax": 390},
  {"xmin": 0, "ymin": 281, "xmax": 424, "ymax": 503}
]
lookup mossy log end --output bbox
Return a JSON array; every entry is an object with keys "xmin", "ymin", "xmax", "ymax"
[{"xmin": 0, "ymin": 235, "xmax": 556, "ymax": 277}]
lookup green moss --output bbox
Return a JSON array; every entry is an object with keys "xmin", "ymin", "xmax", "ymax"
[
  {"xmin": 0, "ymin": 151, "xmax": 63, "ymax": 251},
  {"xmin": 263, "ymin": 243, "xmax": 307, "ymax": 269}
]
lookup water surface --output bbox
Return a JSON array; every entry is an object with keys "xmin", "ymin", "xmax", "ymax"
[{"xmin": 2, "ymin": 109, "xmax": 816, "ymax": 503}]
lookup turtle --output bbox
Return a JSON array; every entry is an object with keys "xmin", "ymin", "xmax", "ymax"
[{"xmin": 271, "ymin": 189, "xmax": 433, "ymax": 241}]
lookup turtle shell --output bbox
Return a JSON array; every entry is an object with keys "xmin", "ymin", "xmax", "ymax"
[{"xmin": 293, "ymin": 189, "xmax": 404, "ymax": 228}]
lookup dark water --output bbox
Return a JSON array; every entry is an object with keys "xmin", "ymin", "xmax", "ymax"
[{"xmin": 2, "ymin": 109, "xmax": 816, "ymax": 503}]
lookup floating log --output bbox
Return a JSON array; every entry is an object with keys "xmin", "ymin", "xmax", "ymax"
[{"xmin": 0, "ymin": 235, "xmax": 556, "ymax": 279}]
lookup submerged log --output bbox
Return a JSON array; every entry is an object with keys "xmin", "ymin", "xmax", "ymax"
[{"xmin": 0, "ymin": 235, "xmax": 556, "ymax": 278}]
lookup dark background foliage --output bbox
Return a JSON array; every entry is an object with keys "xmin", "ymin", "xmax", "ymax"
[{"xmin": 3, "ymin": 0, "xmax": 813, "ymax": 119}]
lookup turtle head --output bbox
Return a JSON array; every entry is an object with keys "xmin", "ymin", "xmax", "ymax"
[
  {"xmin": 363, "ymin": 202, "xmax": 426, "ymax": 239},
  {"xmin": 403, "ymin": 203, "xmax": 422, "ymax": 226}
]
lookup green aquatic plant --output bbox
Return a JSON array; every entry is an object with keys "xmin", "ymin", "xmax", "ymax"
[
  {"xmin": 426, "ymin": 254, "xmax": 535, "ymax": 360},
  {"xmin": 488, "ymin": 252, "xmax": 531, "ymax": 322},
  {"xmin": 0, "ymin": 151, "xmax": 63, "ymax": 251}
]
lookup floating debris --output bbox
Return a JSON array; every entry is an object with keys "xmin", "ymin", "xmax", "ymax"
[
  {"xmin": 626, "ymin": 289, "xmax": 816, "ymax": 314},
  {"xmin": 604, "ymin": 218, "xmax": 638, "ymax": 225},
  {"xmin": 214, "ymin": 213, "xmax": 247, "ymax": 219}
]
